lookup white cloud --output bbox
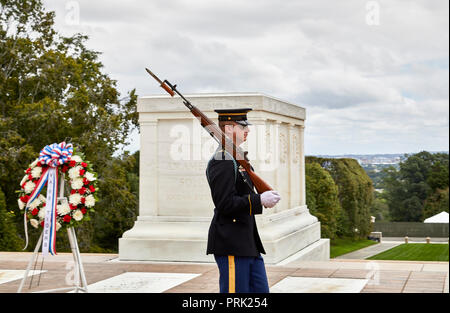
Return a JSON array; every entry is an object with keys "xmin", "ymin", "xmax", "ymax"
[{"xmin": 42, "ymin": 0, "xmax": 449, "ymax": 155}]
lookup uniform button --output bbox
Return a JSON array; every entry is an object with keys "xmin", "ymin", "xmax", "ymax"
[{"xmin": 233, "ymin": 219, "xmax": 236, "ymax": 222}]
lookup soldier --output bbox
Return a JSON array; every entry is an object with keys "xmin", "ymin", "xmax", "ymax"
[{"xmin": 206, "ymin": 108, "xmax": 281, "ymax": 293}]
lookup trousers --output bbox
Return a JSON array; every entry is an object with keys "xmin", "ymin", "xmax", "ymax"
[{"xmin": 214, "ymin": 254, "xmax": 270, "ymax": 293}]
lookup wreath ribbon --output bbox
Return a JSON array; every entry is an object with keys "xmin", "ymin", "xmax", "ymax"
[{"xmin": 23, "ymin": 142, "xmax": 73, "ymax": 257}]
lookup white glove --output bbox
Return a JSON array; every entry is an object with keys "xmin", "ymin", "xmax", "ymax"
[{"xmin": 260, "ymin": 190, "xmax": 281, "ymax": 208}]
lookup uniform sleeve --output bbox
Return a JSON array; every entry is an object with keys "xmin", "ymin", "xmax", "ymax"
[{"xmin": 207, "ymin": 159, "xmax": 263, "ymax": 217}]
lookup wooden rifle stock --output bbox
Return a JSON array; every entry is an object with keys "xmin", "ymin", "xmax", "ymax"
[
  {"xmin": 145, "ymin": 68, "xmax": 273, "ymax": 193},
  {"xmin": 244, "ymin": 167, "xmax": 272, "ymax": 193},
  {"xmin": 160, "ymin": 83, "xmax": 175, "ymax": 96}
]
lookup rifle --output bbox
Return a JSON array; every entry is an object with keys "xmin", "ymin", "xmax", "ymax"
[{"xmin": 145, "ymin": 68, "xmax": 273, "ymax": 193}]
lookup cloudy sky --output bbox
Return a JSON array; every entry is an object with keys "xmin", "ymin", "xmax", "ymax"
[{"xmin": 43, "ymin": 0, "xmax": 449, "ymax": 156}]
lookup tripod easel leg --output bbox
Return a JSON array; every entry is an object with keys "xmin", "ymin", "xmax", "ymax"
[
  {"xmin": 17, "ymin": 232, "xmax": 43, "ymax": 293},
  {"xmin": 67, "ymin": 227, "xmax": 88, "ymax": 292}
]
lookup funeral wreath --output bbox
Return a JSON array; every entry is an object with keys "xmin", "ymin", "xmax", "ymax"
[{"xmin": 17, "ymin": 143, "xmax": 98, "ymax": 233}]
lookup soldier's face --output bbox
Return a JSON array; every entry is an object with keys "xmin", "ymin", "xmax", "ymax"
[{"xmin": 225, "ymin": 123, "xmax": 249, "ymax": 146}]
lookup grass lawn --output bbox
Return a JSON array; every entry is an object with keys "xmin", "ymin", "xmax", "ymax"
[
  {"xmin": 367, "ymin": 243, "xmax": 449, "ymax": 261},
  {"xmin": 330, "ymin": 237, "xmax": 378, "ymax": 258}
]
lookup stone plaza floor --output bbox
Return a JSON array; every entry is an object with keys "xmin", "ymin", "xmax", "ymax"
[{"xmin": 0, "ymin": 252, "xmax": 448, "ymax": 293}]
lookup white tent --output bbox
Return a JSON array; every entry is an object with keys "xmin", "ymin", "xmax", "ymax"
[{"xmin": 424, "ymin": 211, "xmax": 449, "ymax": 223}]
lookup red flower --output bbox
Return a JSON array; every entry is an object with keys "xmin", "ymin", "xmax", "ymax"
[
  {"xmin": 70, "ymin": 189, "xmax": 77, "ymax": 195},
  {"xmin": 63, "ymin": 215, "xmax": 71, "ymax": 223},
  {"xmin": 81, "ymin": 162, "xmax": 88, "ymax": 168},
  {"xmin": 31, "ymin": 208, "xmax": 39, "ymax": 216},
  {"xmin": 83, "ymin": 178, "xmax": 90, "ymax": 185},
  {"xmin": 61, "ymin": 165, "xmax": 69, "ymax": 173},
  {"xmin": 79, "ymin": 187, "xmax": 86, "ymax": 195},
  {"xmin": 28, "ymin": 174, "xmax": 33, "ymax": 180},
  {"xmin": 25, "ymin": 168, "xmax": 31, "ymax": 174},
  {"xmin": 79, "ymin": 169, "xmax": 86, "ymax": 176},
  {"xmin": 81, "ymin": 208, "xmax": 87, "ymax": 214},
  {"xmin": 81, "ymin": 197, "xmax": 86, "ymax": 204},
  {"xmin": 69, "ymin": 160, "xmax": 76, "ymax": 167},
  {"xmin": 40, "ymin": 221, "xmax": 45, "ymax": 227},
  {"xmin": 69, "ymin": 204, "xmax": 77, "ymax": 210},
  {"xmin": 89, "ymin": 185, "xmax": 96, "ymax": 193},
  {"xmin": 20, "ymin": 195, "xmax": 30, "ymax": 203}
]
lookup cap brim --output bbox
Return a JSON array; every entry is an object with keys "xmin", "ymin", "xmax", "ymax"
[{"xmin": 235, "ymin": 120, "xmax": 251, "ymax": 126}]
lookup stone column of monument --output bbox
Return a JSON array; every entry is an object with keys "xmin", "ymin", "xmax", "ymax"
[{"xmin": 119, "ymin": 93, "xmax": 330, "ymax": 264}]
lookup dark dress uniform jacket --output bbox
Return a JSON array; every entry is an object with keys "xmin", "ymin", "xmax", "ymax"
[{"xmin": 206, "ymin": 150, "xmax": 266, "ymax": 256}]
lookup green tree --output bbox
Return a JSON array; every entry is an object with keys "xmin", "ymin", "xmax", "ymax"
[
  {"xmin": 427, "ymin": 160, "xmax": 449, "ymax": 191},
  {"xmin": 423, "ymin": 188, "xmax": 449, "ymax": 220},
  {"xmin": 383, "ymin": 151, "xmax": 449, "ymax": 221},
  {"xmin": 305, "ymin": 162, "xmax": 341, "ymax": 239},
  {"xmin": 371, "ymin": 191, "xmax": 390, "ymax": 221},
  {"xmin": 306, "ymin": 157, "xmax": 374, "ymax": 239},
  {"xmin": 92, "ymin": 152, "xmax": 139, "ymax": 252},
  {"xmin": 0, "ymin": 0, "xmax": 138, "ymax": 251},
  {"xmin": 0, "ymin": 188, "xmax": 23, "ymax": 250}
]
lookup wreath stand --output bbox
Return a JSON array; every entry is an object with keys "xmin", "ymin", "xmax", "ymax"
[{"xmin": 17, "ymin": 174, "xmax": 88, "ymax": 293}]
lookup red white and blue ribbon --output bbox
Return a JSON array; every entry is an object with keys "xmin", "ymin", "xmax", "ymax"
[
  {"xmin": 23, "ymin": 142, "xmax": 73, "ymax": 257},
  {"xmin": 41, "ymin": 167, "xmax": 58, "ymax": 256}
]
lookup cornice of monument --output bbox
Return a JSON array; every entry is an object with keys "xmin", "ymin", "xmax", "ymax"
[{"xmin": 138, "ymin": 92, "xmax": 306, "ymax": 121}]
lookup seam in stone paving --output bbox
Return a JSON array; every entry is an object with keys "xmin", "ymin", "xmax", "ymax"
[
  {"xmin": 400, "ymin": 271, "xmax": 413, "ymax": 293},
  {"xmin": 442, "ymin": 272, "xmax": 449, "ymax": 293},
  {"xmin": 328, "ymin": 268, "xmax": 340, "ymax": 278}
]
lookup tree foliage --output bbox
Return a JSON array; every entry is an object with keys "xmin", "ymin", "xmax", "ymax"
[
  {"xmin": 306, "ymin": 156, "xmax": 374, "ymax": 238},
  {"xmin": 382, "ymin": 151, "xmax": 449, "ymax": 221},
  {"xmin": 423, "ymin": 188, "xmax": 449, "ymax": 220},
  {"xmin": 92, "ymin": 152, "xmax": 139, "ymax": 252},
  {"xmin": 0, "ymin": 188, "xmax": 23, "ymax": 250},
  {"xmin": 0, "ymin": 0, "xmax": 138, "ymax": 251},
  {"xmin": 370, "ymin": 191, "xmax": 390, "ymax": 221},
  {"xmin": 305, "ymin": 162, "xmax": 342, "ymax": 239}
]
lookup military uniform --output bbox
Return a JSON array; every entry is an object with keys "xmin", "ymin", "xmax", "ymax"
[
  {"xmin": 206, "ymin": 108, "xmax": 269, "ymax": 293},
  {"xmin": 206, "ymin": 149, "xmax": 265, "ymax": 256}
]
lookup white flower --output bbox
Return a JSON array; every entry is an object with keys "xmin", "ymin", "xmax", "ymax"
[
  {"xmin": 71, "ymin": 178, "xmax": 84, "ymax": 190},
  {"xmin": 38, "ymin": 208, "xmax": 46, "ymax": 220},
  {"xmin": 57, "ymin": 202, "xmax": 71, "ymax": 215},
  {"xmin": 85, "ymin": 171, "xmax": 96, "ymax": 181},
  {"xmin": 30, "ymin": 158, "xmax": 39, "ymax": 168},
  {"xmin": 68, "ymin": 165, "xmax": 82, "ymax": 180},
  {"xmin": 29, "ymin": 197, "xmax": 41, "ymax": 209},
  {"xmin": 69, "ymin": 193, "xmax": 82, "ymax": 206},
  {"xmin": 20, "ymin": 175, "xmax": 28, "ymax": 186},
  {"xmin": 73, "ymin": 210, "xmax": 83, "ymax": 221},
  {"xmin": 71, "ymin": 155, "xmax": 82, "ymax": 163},
  {"xmin": 85, "ymin": 194, "xmax": 95, "ymax": 208},
  {"xmin": 24, "ymin": 181, "xmax": 36, "ymax": 193},
  {"xmin": 30, "ymin": 219, "xmax": 39, "ymax": 228},
  {"xmin": 18, "ymin": 199, "xmax": 25, "ymax": 210},
  {"xmin": 38, "ymin": 194, "xmax": 46, "ymax": 203},
  {"xmin": 31, "ymin": 166, "xmax": 42, "ymax": 178},
  {"xmin": 55, "ymin": 222, "xmax": 62, "ymax": 232}
]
